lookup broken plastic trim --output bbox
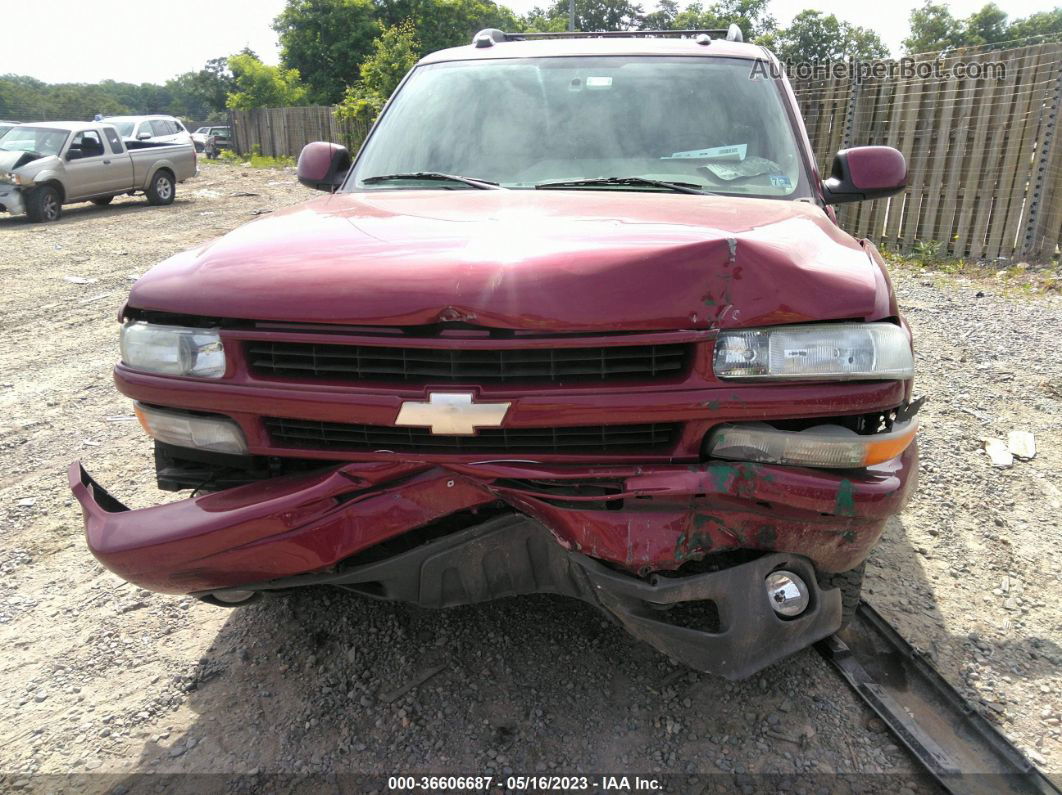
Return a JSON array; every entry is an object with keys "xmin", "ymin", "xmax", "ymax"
[{"xmin": 197, "ymin": 512, "xmax": 842, "ymax": 680}]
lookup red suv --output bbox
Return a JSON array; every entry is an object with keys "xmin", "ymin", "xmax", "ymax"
[{"xmin": 71, "ymin": 29, "xmax": 917, "ymax": 679}]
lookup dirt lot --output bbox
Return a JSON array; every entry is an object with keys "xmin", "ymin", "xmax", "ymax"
[{"xmin": 1, "ymin": 162, "xmax": 1059, "ymax": 790}]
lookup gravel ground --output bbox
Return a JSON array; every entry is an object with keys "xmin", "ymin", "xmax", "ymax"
[{"xmin": 0, "ymin": 162, "xmax": 1059, "ymax": 791}]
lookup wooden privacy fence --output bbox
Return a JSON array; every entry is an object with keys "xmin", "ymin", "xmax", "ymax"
[
  {"xmin": 229, "ymin": 106, "xmax": 370, "ymax": 163},
  {"xmin": 793, "ymin": 41, "xmax": 1062, "ymax": 262},
  {"xmin": 231, "ymin": 40, "xmax": 1062, "ymax": 262}
]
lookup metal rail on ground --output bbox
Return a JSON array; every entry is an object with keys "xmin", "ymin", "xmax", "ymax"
[{"xmin": 816, "ymin": 601, "xmax": 1060, "ymax": 795}]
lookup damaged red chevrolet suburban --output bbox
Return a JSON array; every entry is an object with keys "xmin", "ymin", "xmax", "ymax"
[{"xmin": 70, "ymin": 29, "xmax": 920, "ymax": 679}]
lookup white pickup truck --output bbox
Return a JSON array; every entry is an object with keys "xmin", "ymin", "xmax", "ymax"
[{"xmin": 0, "ymin": 121, "xmax": 196, "ymax": 222}]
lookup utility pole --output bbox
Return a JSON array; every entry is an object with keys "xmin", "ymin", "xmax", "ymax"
[{"xmin": 568, "ymin": 0, "xmax": 575, "ymax": 31}]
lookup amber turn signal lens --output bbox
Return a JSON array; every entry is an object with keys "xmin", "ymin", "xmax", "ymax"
[
  {"xmin": 706, "ymin": 418, "xmax": 918, "ymax": 469},
  {"xmin": 861, "ymin": 421, "xmax": 919, "ymax": 466}
]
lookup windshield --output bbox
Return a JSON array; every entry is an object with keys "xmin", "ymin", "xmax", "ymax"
[
  {"xmin": 349, "ymin": 56, "xmax": 809, "ymax": 198},
  {"xmin": 195, "ymin": 127, "xmax": 208, "ymax": 134},
  {"xmin": 0, "ymin": 126, "xmax": 69, "ymax": 157},
  {"xmin": 111, "ymin": 121, "xmax": 135, "ymax": 137}
]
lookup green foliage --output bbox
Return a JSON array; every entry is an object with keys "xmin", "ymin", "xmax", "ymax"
[
  {"xmin": 525, "ymin": 0, "xmax": 644, "ymax": 32},
  {"xmin": 273, "ymin": 0, "xmax": 521, "ymax": 104},
  {"xmin": 220, "ymin": 146, "xmax": 296, "ymax": 168},
  {"xmin": 640, "ymin": 0, "xmax": 678, "ymax": 30},
  {"xmin": 226, "ymin": 54, "xmax": 309, "ymax": 110},
  {"xmin": 902, "ymin": 2, "xmax": 966, "ymax": 53},
  {"xmin": 334, "ymin": 22, "xmax": 420, "ymax": 129},
  {"xmin": 523, "ymin": 0, "xmax": 773, "ymax": 42},
  {"xmin": 911, "ymin": 239, "xmax": 945, "ymax": 261},
  {"xmin": 766, "ymin": 10, "xmax": 887, "ymax": 63},
  {"xmin": 964, "ymin": 3, "xmax": 1009, "ymax": 46},
  {"xmin": 1008, "ymin": 9, "xmax": 1062, "ymax": 42},
  {"xmin": 670, "ymin": 0, "xmax": 775, "ymax": 39},
  {"xmin": 377, "ymin": 0, "xmax": 524, "ymax": 55},
  {"xmin": 273, "ymin": 0, "xmax": 380, "ymax": 104},
  {"xmin": 0, "ymin": 55, "xmax": 234, "ymax": 122},
  {"xmin": 360, "ymin": 21, "xmax": 421, "ymax": 98},
  {"xmin": 903, "ymin": 2, "xmax": 1062, "ymax": 54}
]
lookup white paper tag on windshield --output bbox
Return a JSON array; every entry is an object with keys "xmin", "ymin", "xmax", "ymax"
[
  {"xmin": 662, "ymin": 144, "xmax": 747, "ymax": 161},
  {"xmin": 586, "ymin": 76, "xmax": 613, "ymax": 88}
]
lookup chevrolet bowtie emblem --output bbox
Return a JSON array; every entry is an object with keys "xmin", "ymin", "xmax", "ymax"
[{"xmin": 395, "ymin": 392, "xmax": 511, "ymax": 436}]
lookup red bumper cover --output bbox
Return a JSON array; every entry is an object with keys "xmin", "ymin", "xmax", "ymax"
[{"xmin": 71, "ymin": 444, "xmax": 917, "ymax": 595}]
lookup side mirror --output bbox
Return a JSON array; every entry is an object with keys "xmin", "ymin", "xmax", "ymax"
[
  {"xmin": 822, "ymin": 146, "xmax": 906, "ymax": 205},
  {"xmin": 137, "ymin": 132, "xmax": 152, "ymax": 140},
  {"xmin": 297, "ymin": 141, "xmax": 352, "ymax": 192},
  {"xmin": 65, "ymin": 149, "xmax": 82, "ymax": 161}
]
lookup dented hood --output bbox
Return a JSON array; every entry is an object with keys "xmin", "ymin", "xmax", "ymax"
[
  {"xmin": 128, "ymin": 190, "xmax": 892, "ymax": 331},
  {"xmin": 0, "ymin": 149, "xmax": 42, "ymax": 172}
]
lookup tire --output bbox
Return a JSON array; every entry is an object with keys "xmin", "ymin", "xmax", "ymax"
[
  {"xmin": 25, "ymin": 185, "xmax": 62, "ymax": 222},
  {"xmin": 820, "ymin": 563, "xmax": 864, "ymax": 628},
  {"xmin": 146, "ymin": 170, "xmax": 175, "ymax": 206},
  {"xmin": 91, "ymin": 196, "xmax": 114, "ymax": 206}
]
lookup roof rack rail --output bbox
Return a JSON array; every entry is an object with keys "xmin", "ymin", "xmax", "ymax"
[{"xmin": 471, "ymin": 27, "xmax": 745, "ymax": 47}]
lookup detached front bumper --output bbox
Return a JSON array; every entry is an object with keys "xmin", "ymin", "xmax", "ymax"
[
  {"xmin": 70, "ymin": 446, "xmax": 916, "ymax": 678},
  {"xmin": 0, "ymin": 183, "xmax": 25, "ymax": 215}
]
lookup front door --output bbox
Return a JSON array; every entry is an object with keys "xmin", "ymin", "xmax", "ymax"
[{"xmin": 62, "ymin": 130, "xmax": 110, "ymax": 199}]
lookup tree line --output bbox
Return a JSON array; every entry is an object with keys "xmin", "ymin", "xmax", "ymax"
[{"xmin": 0, "ymin": 0, "xmax": 1059, "ymax": 123}]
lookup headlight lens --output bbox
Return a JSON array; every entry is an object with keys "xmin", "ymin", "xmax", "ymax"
[
  {"xmin": 3, "ymin": 172, "xmax": 22, "ymax": 185},
  {"xmin": 120, "ymin": 321, "xmax": 225, "ymax": 378},
  {"xmin": 713, "ymin": 322, "xmax": 913, "ymax": 380}
]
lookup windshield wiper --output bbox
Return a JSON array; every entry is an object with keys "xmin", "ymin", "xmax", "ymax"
[
  {"xmin": 535, "ymin": 176, "xmax": 710, "ymax": 195},
  {"xmin": 361, "ymin": 172, "xmax": 505, "ymax": 190}
]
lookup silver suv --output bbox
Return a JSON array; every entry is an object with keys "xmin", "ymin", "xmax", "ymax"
[{"xmin": 103, "ymin": 115, "xmax": 192, "ymax": 146}]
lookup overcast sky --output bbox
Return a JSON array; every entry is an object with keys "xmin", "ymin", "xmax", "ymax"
[{"xmin": 1, "ymin": 0, "xmax": 1054, "ymax": 85}]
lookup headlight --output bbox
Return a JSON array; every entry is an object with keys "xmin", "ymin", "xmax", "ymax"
[
  {"xmin": 120, "ymin": 321, "xmax": 225, "ymax": 378},
  {"xmin": 3, "ymin": 172, "xmax": 22, "ymax": 185},
  {"xmin": 713, "ymin": 322, "xmax": 912, "ymax": 380}
]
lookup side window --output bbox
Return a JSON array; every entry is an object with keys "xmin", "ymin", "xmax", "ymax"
[
  {"xmin": 174, "ymin": 121, "xmax": 186, "ymax": 132},
  {"xmin": 150, "ymin": 120, "xmax": 170, "ymax": 137},
  {"xmin": 103, "ymin": 127, "xmax": 124, "ymax": 154},
  {"xmin": 136, "ymin": 122, "xmax": 151, "ymax": 139},
  {"xmin": 70, "ymin": 130, "xmax": 105, "ymax": 158}
]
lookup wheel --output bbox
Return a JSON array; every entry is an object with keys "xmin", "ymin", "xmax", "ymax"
[
  {"xmin": 25, "ymin": 185, "xmax": 62, "ymax": 222},
  {"xmin": 146, "ymin": 170, "xmax": 175, "ymax": 206},
  {"xmin": 820, "ymin": 563, "xmax": 864, "ymax": 628},
  {"xmin": 91, "ymin": 196, "xmax": 114, "ymax": 206}
]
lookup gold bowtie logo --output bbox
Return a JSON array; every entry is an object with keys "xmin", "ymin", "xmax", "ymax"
[{"xmin": 395, "ymin": 392, "xmax": 511, "ymax": 435}]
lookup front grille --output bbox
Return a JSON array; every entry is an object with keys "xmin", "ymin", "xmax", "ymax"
[
  {"xmin": 246, "ymin": 341, "xmax": 689, "ymax": 384},
  {"xmin": 264, "ymin": 417, "xmax": 679, "ymax": 454}
]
